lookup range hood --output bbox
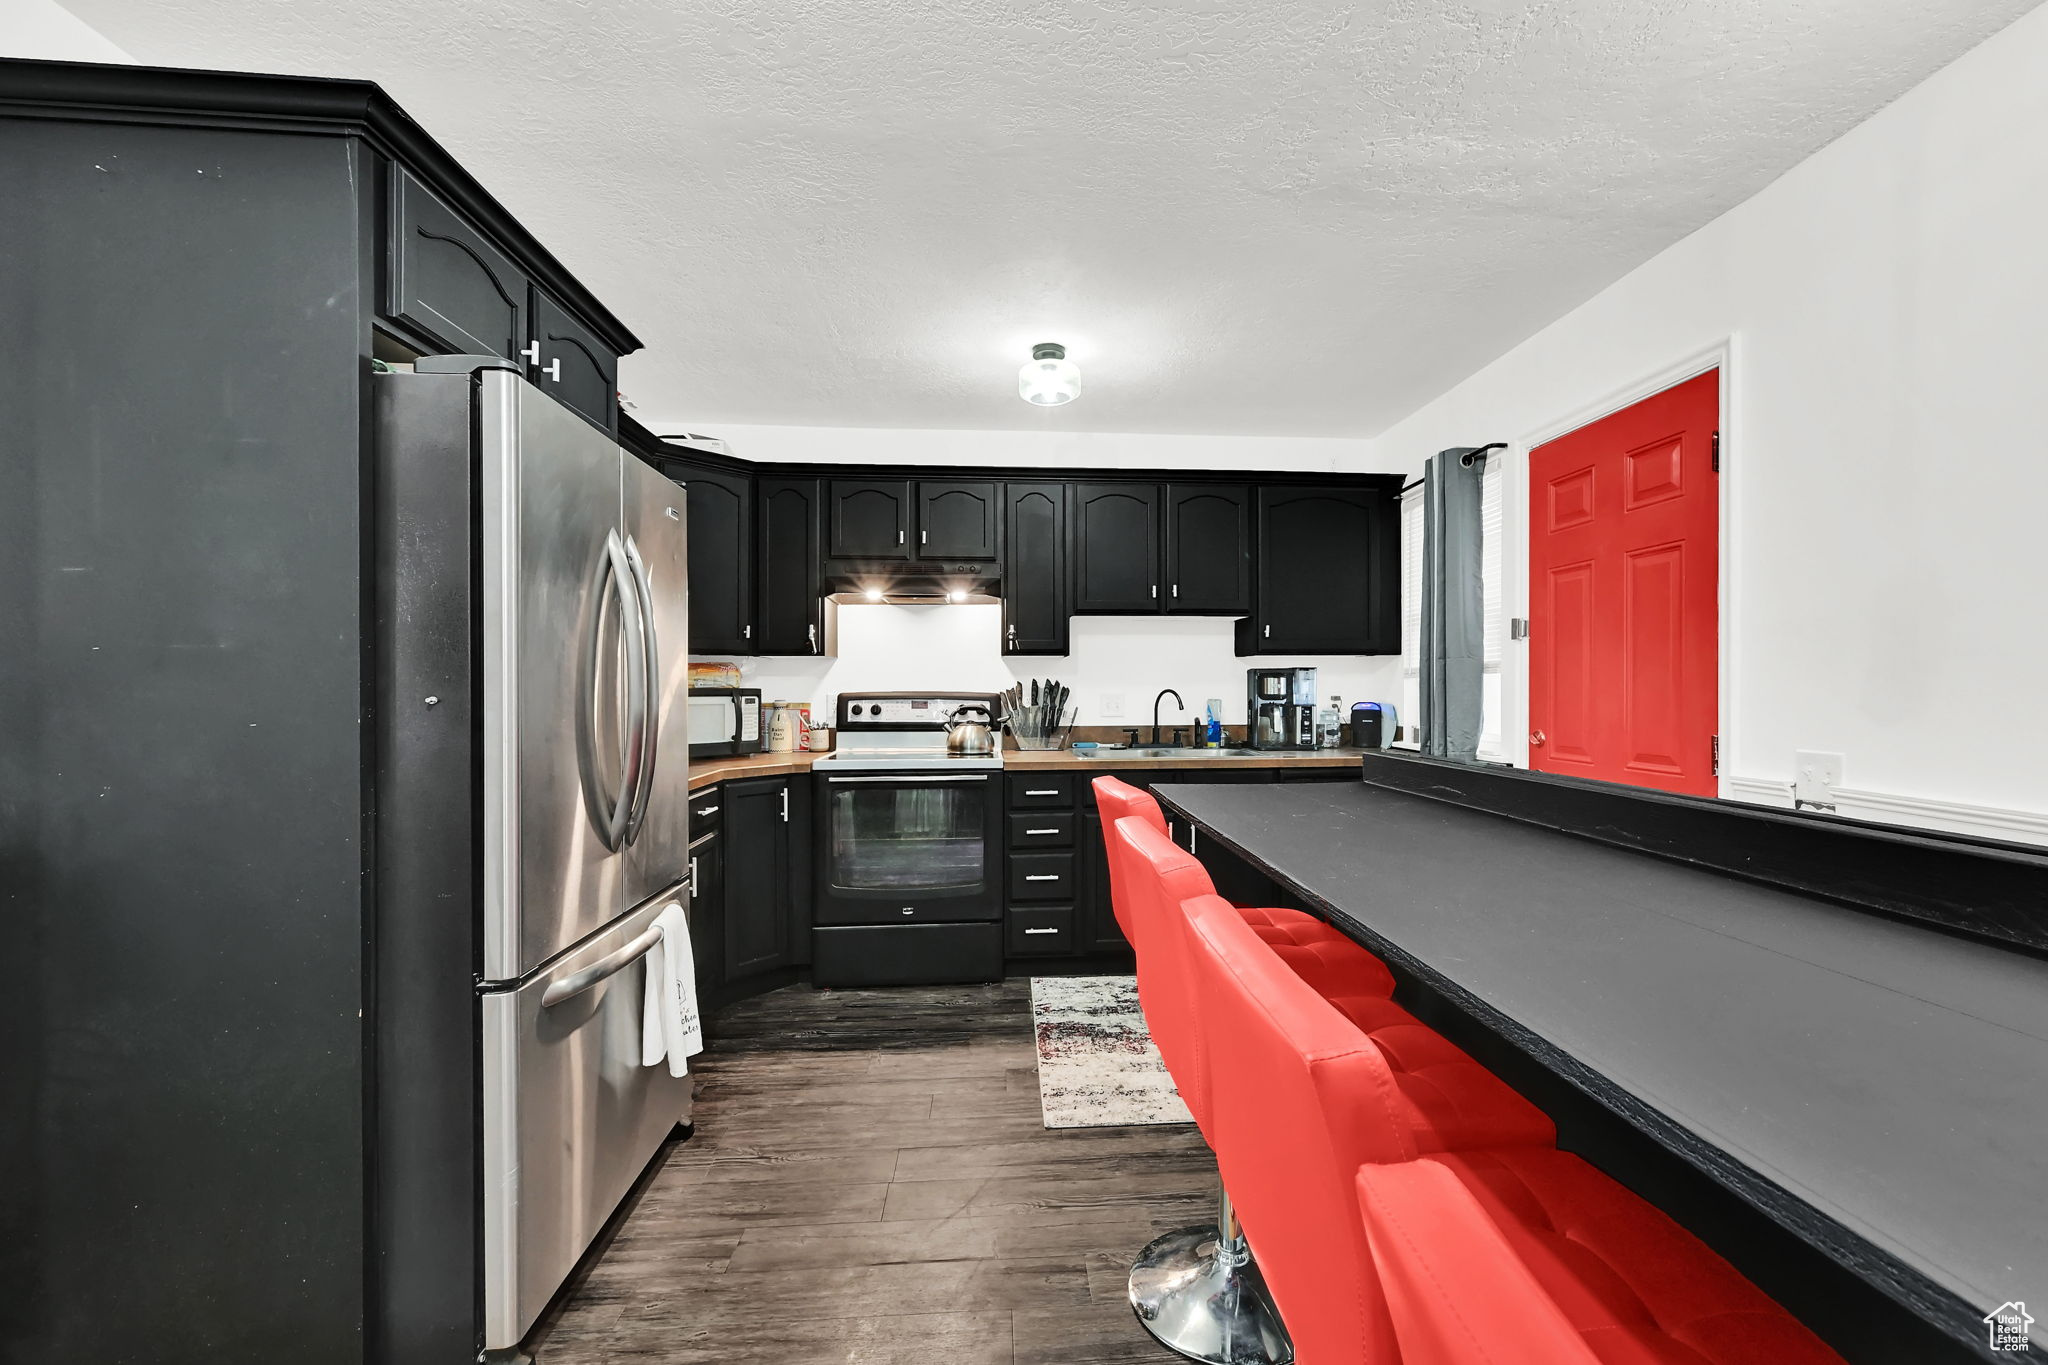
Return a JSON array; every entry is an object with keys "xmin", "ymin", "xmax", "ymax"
[{"xmin": 822, "ymin": 559, "xmax": 1002, "ymax": 605}]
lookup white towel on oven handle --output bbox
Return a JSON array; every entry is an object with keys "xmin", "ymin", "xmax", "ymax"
[{"xmin": 640, "ymin": 900, "xmax": 703, "ymax": 1077}]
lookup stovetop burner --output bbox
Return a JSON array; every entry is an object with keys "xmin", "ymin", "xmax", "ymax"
[{"xmin": 815, "ymin": 690, "xmax": 1005, "ymax": 771}]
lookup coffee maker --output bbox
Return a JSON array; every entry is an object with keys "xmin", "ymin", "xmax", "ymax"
[{"xmin": 1247, "ymin": 667, "xmax": 1317, "ymax": 750}]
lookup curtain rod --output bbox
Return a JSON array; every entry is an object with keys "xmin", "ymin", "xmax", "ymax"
[{"xmin": 1398, "ymin": 442, "xmax": 1508, "ymax": 496}]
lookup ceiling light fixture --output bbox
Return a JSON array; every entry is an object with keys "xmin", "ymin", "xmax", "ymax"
[{"xmin": 1018, "ymin": 342, "xmax": 1080, "ymax": 407}]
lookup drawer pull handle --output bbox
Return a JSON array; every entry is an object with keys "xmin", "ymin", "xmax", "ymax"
[
  {"xmin": 694, "ymin": 804, "xmax": 720, "ymax": 817},
  {"xmin": 1024, "ymin": 788, "xmax": 1060, "ymax": 796},
  {"xmin": 1025, "ymin": 828, "xmax": 1059, "ymax": 835},
  {"xmin": 1023, "ymin": 927, "xmax": 1059, "ymax": 935},
  {"xmin": 1024, "ymin": 874, "xmax": 1061, "ymax": 882}
]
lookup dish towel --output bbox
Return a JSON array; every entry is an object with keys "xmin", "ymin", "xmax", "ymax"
[{"xmin": 640, "ymin": 901, "xmax": 703, "ymax": 1078}]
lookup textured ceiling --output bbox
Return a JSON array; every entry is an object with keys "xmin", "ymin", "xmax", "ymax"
[{"xmin": 59, "ymin": 0, "xmax": 2038, "ymax": 436}]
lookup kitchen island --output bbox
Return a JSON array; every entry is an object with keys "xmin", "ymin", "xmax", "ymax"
[{"xmin": 1151, "ymin": 773, "xmax": 2048, "ymax": 1365}]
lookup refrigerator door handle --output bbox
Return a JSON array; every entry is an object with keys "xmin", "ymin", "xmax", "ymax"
[
  {"xmin": 591, "ymin": 530, "xmax": 647, "ymax": 852},
  {"xmin": 540, "ymin": 923, "xmax": 663, "ymax": 1008},
  {"xmin": 621, "ymin": 533, "xmax": 661, "ymax": 844}
]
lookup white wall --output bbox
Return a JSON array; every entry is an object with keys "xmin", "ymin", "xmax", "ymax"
[
  {"xmin": 1, "ymin": 0, "xmax": 134, "ymax": 61},
  {"xmin": 639, "ymin": 421, "xmax": 1381, "ymax": 475},
  {"xmin": 1368, "ymin": 4, "xmax": 2048, "ymax": 834},
  {"xmin": 709, "ymin": 604, "xmax": 1402, "ymax": 731}
]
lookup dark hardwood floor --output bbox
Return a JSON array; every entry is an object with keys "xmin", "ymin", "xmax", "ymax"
[{"xmin": 526, "ymin": 981, "xmax": 1213, "ymax": 1364}]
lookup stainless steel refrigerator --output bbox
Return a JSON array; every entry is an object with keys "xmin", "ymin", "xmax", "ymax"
[{"xmin": 376, "ymin": 358, "xmax": 695, "ymax": 1360}]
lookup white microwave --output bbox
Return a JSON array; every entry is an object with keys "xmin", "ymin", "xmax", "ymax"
[{"xmin": 687, "ymin": 688, "xmax": 762, "ymax": 758}]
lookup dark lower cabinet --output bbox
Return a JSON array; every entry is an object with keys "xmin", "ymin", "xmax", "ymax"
[
  {"xmin": 1238, "ymin": 485, "xmax": 1400, "ymax": 654},
  {"xmin": 917, "ymin": 480, "xmax": 999, "ymax": 559},
  {"xmin": 756, "ymin": 477, "xmax": 828, "ymax": 655},
  {"xmin": 1072, "ymin": 482, "xmax": 1162, "ymax": 613},
  {"xmin": 723, "ymin": 776, "xmax": 797, "ymax": 978},
  {"xmin": 676, "ymin": 461, "xmax": 754, "ymax": 653},
  {"xmin": 1165, "ymin": 482, "xmax": 1251, "ymax": 614},
  {"xmin": 828, "ymin": 479, "xmax": 912, "ymax": 559},
  {"xmin": 1077, "ymin": 804, "xmax": 1130, "ymax": 954},
  {"xmin": 1002, "ymin": 482, "xmax": 1069, "ymax": 655},
  {"xmin": 689, "ymin": 826, "xmax": 726, "ymax": 1001}
]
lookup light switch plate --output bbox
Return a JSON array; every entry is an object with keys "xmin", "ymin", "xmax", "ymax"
[
  {"xmin": 1794, "ymin": 751, "xmax": 1843, "ymax": 808},
  {"xmin": 1099, "ymin": 692, "xmax": 1126, "ymax": 719}
]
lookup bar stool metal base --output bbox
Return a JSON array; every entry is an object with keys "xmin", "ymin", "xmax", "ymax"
[{"xmin": 1127, "ymin": 1189, "xmax": 1293, "ymax": 1364}]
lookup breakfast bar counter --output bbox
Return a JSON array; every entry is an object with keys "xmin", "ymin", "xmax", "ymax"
[{"xmin": 1152, "ymin": 775, "xmax": 2048, "ymax": 1364}]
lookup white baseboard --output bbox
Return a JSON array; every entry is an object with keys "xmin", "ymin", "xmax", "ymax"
[{"xmin": 1727, "ymin": 775, "xmax": 2048, "ymax": 847}]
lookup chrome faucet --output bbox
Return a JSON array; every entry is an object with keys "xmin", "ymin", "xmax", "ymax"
[{"xmin": 1150, "ymin": 688, "xmax": 1185, "ymax": 746}]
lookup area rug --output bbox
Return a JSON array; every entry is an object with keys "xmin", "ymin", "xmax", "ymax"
[{"xmin": 1030, "ymin": 975, "xmax": 1194, "ymax": 1129}]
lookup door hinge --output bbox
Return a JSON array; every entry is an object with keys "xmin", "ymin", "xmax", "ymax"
[
  {"xmin": 1711, "ymin": 430, "xmax": 1721, "ymax": 473},
  {"xmin": 1711, "ymin": 734, "xmax": 1721, "ymax": 775}
]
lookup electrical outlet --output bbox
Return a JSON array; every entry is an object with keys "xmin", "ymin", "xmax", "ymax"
[
  {"xmin": 1099, "ymin": 692, "xmax": 1126, "ymax": 719},
  {"xmin": 1794, "ymin": 751, "xmax": 1843, "ymax": 809}
]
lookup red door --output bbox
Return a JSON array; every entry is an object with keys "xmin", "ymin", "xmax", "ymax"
[{"xmin": 1528, "ymin": 369, "xmax": 1719, "ymax": 796}]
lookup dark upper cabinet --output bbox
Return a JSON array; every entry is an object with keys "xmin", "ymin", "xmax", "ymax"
[
  {"xmin": 1164, "ymin": 483, "xmax": 1252, "ymax": 615},
  {"xmin": 724, "ymin": 776, "xmax": 794, "ymax": 979},
  {"xmin": 917, "ymin": 481, "xmax": 999, "ymax": 560},
  {"xmin": 1237, "ymin": 485, "xmax": 1400, "ymax": 655},
  {"xmin": 677, "ymin": 462, "xmax": 755, "ymax": 653},
  {"xmin": 387, "ymin": 165, "xmax": 528, "ymax": 361},
  {"xmin": 827, "ymin": 480, "xmax": 912, "ymax": 559},
  {"xmin": 1071, "ymin": 483, "xmax": 1162, "ymax": 613},
  {"xmin": 527, "ymin": 289, "xmax": 618, "ymax": 434},
  {"xmin": 756, "ymin": 477, "xmax": 829, "ymax": 655},
  {"xmin": 1003, "ymin": 482, "xmax": 1069, "ymax": 655}
]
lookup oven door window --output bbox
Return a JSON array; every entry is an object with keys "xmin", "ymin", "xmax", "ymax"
[{"xmin": 829, "ymin": 782, "xmax": 988, "ymax": 893}]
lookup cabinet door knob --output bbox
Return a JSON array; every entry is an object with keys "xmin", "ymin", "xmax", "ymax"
[
  {"xmin": 921, "ymin": 530, "xmax": 928, "ymax": 544},
  {"xmin": 521, "ymin": 341, "xmax": 541, "ymax": 365},
  {"xmin": 1172, "ymin": 584, "xmax": 1179, "ymax": 598},
  {"xmin": 1263, "ymin": 623, "xmax": 1271, "ymax": 639},
  {"xmin": 543, "ymin": 357, "xmax": 561, "ymax": 382},
  {"xmin": 808, "ymin": 623, "xmax": 817, "ymax": 650},
  {"xmin": 742, "ymin": 624, "xmax": 752, "ymax": 639},
  {"xmin": 898, "ymin": 530, "xmax": 905, "ymax": 545},
  {"xmin": 1150, "ymin": 584, "xmax": 1157, "ymax": 599}
]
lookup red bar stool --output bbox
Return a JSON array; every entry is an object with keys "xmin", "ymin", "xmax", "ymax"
[
  {"xmin": 1179, "ymin": 890, "xmax": 1558, "ymax": 1365},
  {"xmin": 1112, "ymin": 816, "xmax": 1298, "ymax": 1363},
  {"xmin": 1356, "ymin": 1155, "xmax": 1846, "ymax": 1365},
  {"xmin": 1113, "ymin": 820, "xmax": 1554, "ymax": 1363},
  {"xmin": 1093, "ymin": 776, "xmax": 1395, "ymax": 998}
]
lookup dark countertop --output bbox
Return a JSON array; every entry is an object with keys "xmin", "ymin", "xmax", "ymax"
[{"xmin": 1152, "ymin": 780, "xmax": 2048, "ymax": 1357}]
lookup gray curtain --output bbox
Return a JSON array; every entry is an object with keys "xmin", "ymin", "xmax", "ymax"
[{"xmin": 1420, "ymin": 448, "xmax": 1485, "ymax": 761}]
